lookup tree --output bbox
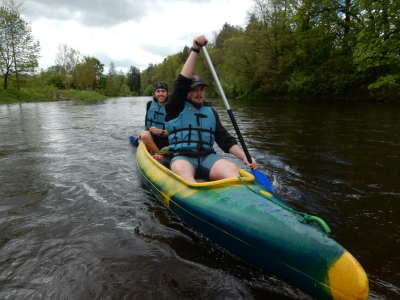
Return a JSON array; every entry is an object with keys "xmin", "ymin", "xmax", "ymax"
[
  {"xmin": 93, "ymin": 58, "xmax": 105, "ymax": 90},
  {"xmin": 0, "ymin": 6, "xmax": 40, "ymax": 89},
  {"xmin": 179, "ymin": 46, "xmax": 190, "ymax": 64},
  {"xmin": 116, "ymin": 69, "xmax": 126, "ymax": 93},
  {"xmin": 222, "ymin": 37, "xmax": 258, "ymax": 97},
  {"xmin": 140, "ymin": 63, "xmax": 158, "ymax": 95},
  {"xmin": 54, "ymin": 44, "xmax": 75, "ymax": 90},
  {"xmin": 0, "ymin": 7, "xmax": 14, "ymax": 89},
  {"xmin": 354, "ymin": 0, "xmax": 400, "ymax": 97},
  {"xmin": 153, "ymin": 53, "xmax": 181, "ymax": 90},
  {"xmin": 44, "ymin": 65, "xmax": 64, "ymax": 89},
  {"xmin": 68, "ymin": 49, "xmax": 81, "ymax": 90},
  {"xmin": 106, "ymin": 62, "xmax": 118, "ymax": 96},
  {"xmin": 126, "ymin": 65, "xmax": 140, "ymax": 93},
  {"xmin": 143, "ymin": 84, "xmax": 154, "ymax": 96},
  {"xmin": 120, "ymin": 83, "xmax": 130, "ymax": 96},
  {"xmin": 74, "ymin": 56, "xmax": 104, "ymax": 91},
  {"xmin": 1, "ymin": 0, "xmax": 24, "ymax": 11},
  {"xmin": 213, "ymin": 22, "xmax": 243, "ymax": 49}
]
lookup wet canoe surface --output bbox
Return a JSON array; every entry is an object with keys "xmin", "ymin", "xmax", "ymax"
[{"xmin": 136, "ymin": 142, "xmax": 368, "ymax": 300}]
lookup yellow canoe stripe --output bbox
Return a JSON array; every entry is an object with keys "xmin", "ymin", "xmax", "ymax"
[{"xmin": 260, "ymin": 190, "xmax": 273, "ymax": 197}]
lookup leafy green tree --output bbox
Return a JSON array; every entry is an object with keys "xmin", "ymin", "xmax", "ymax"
[
  {"xmin": 75, "ymin": 56, "xmax": 104, "ymax": 91},
  {"xmin": 116, "ymin": 69, "xmax": 126, "ymax": 93},
  {"xmin": 222, "ymin": 36, "xmax": 258, "ymax": 97},
  {"xmin": 143, "ymin": 84, "xmax": 154, "ymax": 96},
  {"xmin": 213, "ymin": 22, "xmax": 243, "ymax": 49},
  {"xmin": 120, "ymin": 83, "xmax": 130, "ymax": 96},
  {"xmin": 126, "ymin": 65, "xmax": 140, "ymax": 93},
  {"xmin": 207, "ymin": 23, "xmax": 244, "ymax": 97},
  {"xmin": 54, "ymin": 44, "xmax": 76, "ymax": 90},
  {"xmin": 153, "ymin": 53, "xmax": 182, "ymax": 90},
  {"xmin": 354, "ymin": 0, "xmax": 400, "ymax": 97},
  {"xmin": 289, "ymin": 0, "xmax": 363, "ymax": 98},
  {"xmin": 46, "ymin": 74, "xmax": 64, "ymax": 89},
  {"xmin": 68, "ymin": 48, "xmax": 81, "ymax": 89},
  {"xmin": 0, "ymin": 6, "xmax": 40, "ymax": 89},
  {"xmin": 140, "ymin": 63, "xmax": 158, "ymax": 94},
  {"xmin": 179, "ymin": 46, "xmax": 190, "ymax": 64},
  {"xmin": 106, "ymin": 62, "xmax": 118, "ymax": 96},
  {"xmin": 0, "ymin": 7, "xmax": 14, "ymax": 89},
  {"xmin": 96, "ymin": 74, "xmax": 107, "ymax": 94},
  {"xmin": 234, "ymin": 0, "xmax": 296, "ymax": 97}
]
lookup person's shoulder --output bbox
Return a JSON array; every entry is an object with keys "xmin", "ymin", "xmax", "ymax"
[
  {"xmin": 177, "ymin": 74, "xmax": 192, "ymax": 83},
  {"xmin": 209, "ymin": 106, "xmax": 218, "ymax": 115}
]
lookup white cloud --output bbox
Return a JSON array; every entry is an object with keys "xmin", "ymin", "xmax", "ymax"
[{"xmin": 22, "ymin": 0, "xmax": 254, "ymax": 72}]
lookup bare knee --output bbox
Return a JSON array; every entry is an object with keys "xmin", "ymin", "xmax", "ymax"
[
  {"xmin": 223, "ymin": 162, "xmax": 240, "ymax": 177},
  {"xmin": 171, "ymin": 160, "xmax": 195, "ymax": 182},
  {"xmin": 140, "ymin": 131, "xmax": 153, "ymax": 143},
  {"xmin": 209, "ymin": 159, "xmax": 239, "ymax": 181}
]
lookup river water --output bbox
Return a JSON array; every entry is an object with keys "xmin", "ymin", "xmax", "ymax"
[{"xmin": 0, "ymin": 97, "xmax": 399, "ymax": 299}]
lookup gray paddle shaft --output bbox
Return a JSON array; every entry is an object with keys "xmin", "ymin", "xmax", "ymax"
[
  {"xmin": 201, "ymin": 46, "xmax": 253, "ymax": 163},
  {"xmin": 202, "ymin": 47, "xmax": 231, "ymax": 110}
]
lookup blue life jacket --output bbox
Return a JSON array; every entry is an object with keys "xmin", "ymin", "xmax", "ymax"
[
  {"xmin": 165, "ymin": 100, "xmax": 216, "ymax": 152},
  {"xmin": 146, "ymin": 100, "xmax": 166, "ymax": 137}
]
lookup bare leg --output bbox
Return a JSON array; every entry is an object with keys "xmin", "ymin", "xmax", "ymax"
[
  {"xmin": 138, "ymin": 131, "xmax": 160, "ymax": 153},
  {"xmin": 171, "ymin": 160, "xmax": 196, "ymax": 183},
  {"xmin": 209, "ymin": 159, "xmax": 240, "ymax": 181}
]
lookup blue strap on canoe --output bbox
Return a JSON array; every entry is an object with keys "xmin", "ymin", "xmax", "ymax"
[{"xmin": 238, "ymin": 177, "xmax": 331, "ymax": 234}]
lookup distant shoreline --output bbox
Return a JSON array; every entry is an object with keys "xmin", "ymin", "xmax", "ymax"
[{"xmin": 0, "ymin": 87, "xmax": 108, "ymax": 105}]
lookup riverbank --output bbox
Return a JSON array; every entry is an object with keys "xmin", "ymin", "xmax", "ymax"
[{"xmin": 0, "ymin": 87, "xmax": 108, "ymax": 105}]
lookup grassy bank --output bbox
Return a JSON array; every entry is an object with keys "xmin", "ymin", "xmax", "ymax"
[{"xmin": 0, "ymin": 87, "xmax": 108, "ymax": 105}]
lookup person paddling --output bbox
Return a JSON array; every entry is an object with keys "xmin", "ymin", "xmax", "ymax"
[{"xmin": 165, "ymin": 35, "xmax": 256, "ymax": 183}]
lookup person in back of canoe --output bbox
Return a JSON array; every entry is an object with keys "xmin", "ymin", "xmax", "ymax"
[
  {"xmin": 164, "ymin": 35, "xmax": 257, "ymax": 183},
  {"xmin": 138, "ymin": 82, "xmax": 169, "ymax": 153}
]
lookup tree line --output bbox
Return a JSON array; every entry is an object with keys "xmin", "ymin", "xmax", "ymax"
[
  {"xmin": 42, "ymin": 43, "xmax": 141, "ymax": 97},
  {"xmin": 142, "ymin": 0, "xmax": 400, "ymax": 101},
  {"xmin": 1, "ymin": 0, "xmax": 399, "ymax": 101},
  {"xmin": 0, "ymin": 0, "xmax": 142, "ymax": 97}
]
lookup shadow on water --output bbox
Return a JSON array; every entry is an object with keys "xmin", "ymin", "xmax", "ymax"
[{"xmin": 0, "ymin": 97, "xmax": 399, "ymax": 299}]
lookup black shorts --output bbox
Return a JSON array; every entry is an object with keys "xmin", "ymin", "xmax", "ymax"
[{"xmin": 154, "ymin": 137, "xmax": 169, "ymax": 150}]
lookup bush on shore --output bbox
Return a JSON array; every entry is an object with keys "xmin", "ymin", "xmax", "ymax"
[{"xmin": 0, "ymin": 86, "xmax": 108, "ymax": 105}]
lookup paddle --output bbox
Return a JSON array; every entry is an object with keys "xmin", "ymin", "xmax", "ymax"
[
  {"xmin": 129, "ymin": 136, "xmax": 139, "ymax": 147},
  {"xmin": 200, "ymin": 45, "xmax": 275, "ymax": 193}
]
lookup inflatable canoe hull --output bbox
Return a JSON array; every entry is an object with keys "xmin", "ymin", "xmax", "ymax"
[{"xmin": 136, "ymin": 142, "xmax": 368, "ymax": 300}]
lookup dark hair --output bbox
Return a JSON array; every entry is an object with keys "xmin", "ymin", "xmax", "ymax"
[{"xmin": 154, "ymin": 82, "xmax": 168, "ymax": 92}]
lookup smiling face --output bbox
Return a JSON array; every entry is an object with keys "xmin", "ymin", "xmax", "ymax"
[
  {"xmin": 155, "ymin": 89, "xmax": 168, "ymax": 105},
  {"xmin": 187, "ymin": 85, "xmax": 205, "ymax": 107}
]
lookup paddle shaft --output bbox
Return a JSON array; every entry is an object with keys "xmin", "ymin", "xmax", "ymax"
[{"xmin": 201, "ymin": 46, "xmax": 253, "ymax": 164}]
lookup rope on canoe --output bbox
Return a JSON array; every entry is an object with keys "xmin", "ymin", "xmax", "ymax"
[{"xmin": 238, "ymin": 177, "xmax": 331, "ymax": 234}]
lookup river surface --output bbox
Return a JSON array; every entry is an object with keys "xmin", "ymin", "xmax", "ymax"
[{"xmin": 0, "ymin": 97, "xmax": 399, "ymax": 299}]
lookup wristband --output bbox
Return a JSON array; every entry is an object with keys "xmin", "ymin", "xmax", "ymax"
[{"xmin": 191, "ymin": 47, "xmax": 200, "ymax": 53}]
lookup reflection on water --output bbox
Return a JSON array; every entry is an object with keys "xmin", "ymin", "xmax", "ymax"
[{"xmin": 0, "ymin": 97, "xmax": 399, "ymax": 299}]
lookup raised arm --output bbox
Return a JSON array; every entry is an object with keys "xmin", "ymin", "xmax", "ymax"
[{"xmin": 181, "ymin": 35, "xmax": 208, "ymax": 78}]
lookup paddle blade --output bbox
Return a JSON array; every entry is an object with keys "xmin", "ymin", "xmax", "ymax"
[
  {"xmin": 252, "ymin": 169, "xmax": 275, "ymax": 193},
  {"xmin": 129, "ymin": 136, "xmax": 139, "ymax": 147}
]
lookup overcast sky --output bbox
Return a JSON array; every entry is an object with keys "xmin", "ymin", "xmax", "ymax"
[{"xmin": 20, "ymin": 0, "xmax": 254, "ymax": 73}]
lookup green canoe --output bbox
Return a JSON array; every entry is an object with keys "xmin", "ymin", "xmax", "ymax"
[{"xmin": 136, "ymin": 142, "xmax": 369, "ymax": 300}]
